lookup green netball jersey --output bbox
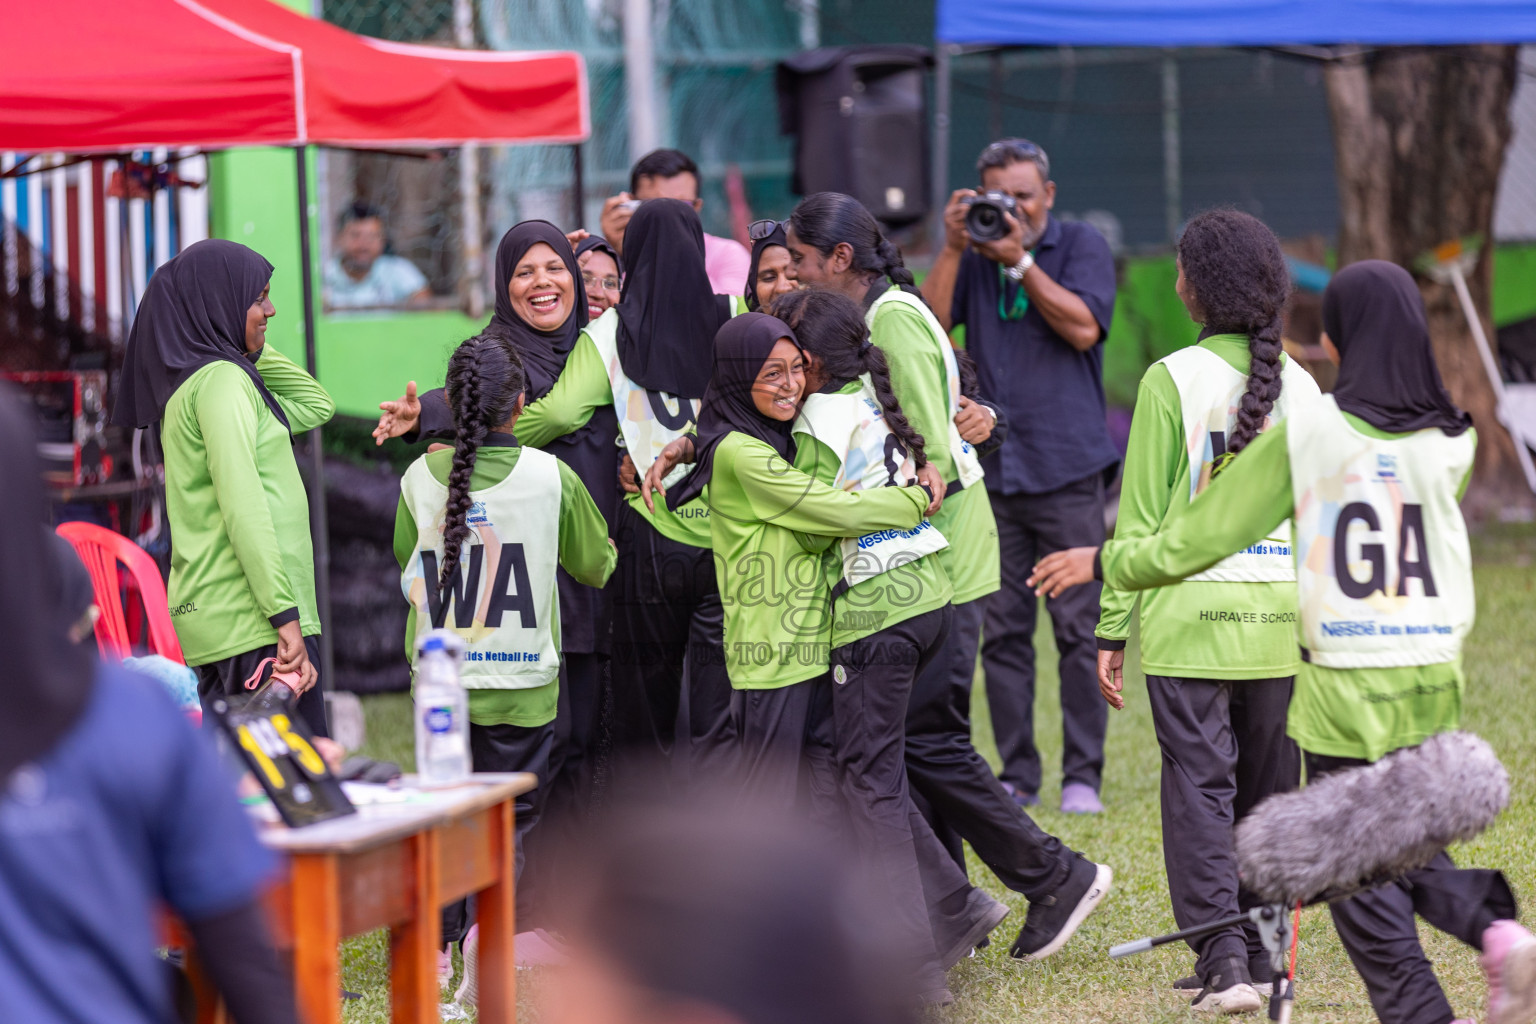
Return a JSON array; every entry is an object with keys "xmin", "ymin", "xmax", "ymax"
[
  {"xmin": 393, "ymin": 446, "xmax": 615, "ymax": 728},
  {"xmin": 868, "ymin": 287, "xmax": 1000, "ymax": 604},
  {"xmin": 793, "ymin": 379, "xmax": 953, "ymax": 649},
  {"xmin": 1098, "ymin": 416, "xmax": 1475, "ymax": 762},
  {"xmin": 160, "ymin": 346, "xmax": 334, "ymax": 665},
  {"xmin": 1097, "ymin": 335, "xmax": 1304, "ymax": 680},
  {"xmin": 707, "ymin": 431, "xmax": 930, "ymax": 689}
]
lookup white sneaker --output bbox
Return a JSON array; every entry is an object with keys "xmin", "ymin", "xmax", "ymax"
[
  {"xmin": 1191, "ymin": 981, "xmax": 1264, "ymax": 1015},
  {"xmin": 453, "ymin": 925, "xmax": 479, "ymax": 1008}
]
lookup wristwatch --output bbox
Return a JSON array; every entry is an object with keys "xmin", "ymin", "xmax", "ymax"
[{"xmin": 1004, "ymin": 250, "xmax": 1035, "ymax": 281}]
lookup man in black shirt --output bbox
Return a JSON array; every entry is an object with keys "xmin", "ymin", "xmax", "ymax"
[{"xmin": 922, "ymin": 139, "xmax": 1119, "ymax": 814}]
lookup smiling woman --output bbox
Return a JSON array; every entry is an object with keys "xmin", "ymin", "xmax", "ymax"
[
  {"xmin": 243, "ymin": 283, "xmax": 276, "ymax": 354},
  {"xmin": 111, "ymin": 239, "xmax": 336, "ymax": 736}
]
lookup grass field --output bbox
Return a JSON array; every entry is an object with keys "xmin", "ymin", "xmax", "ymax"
[{"xmin": 341, "ymin": 524, "xmax": 1536, "ymax": 1023}]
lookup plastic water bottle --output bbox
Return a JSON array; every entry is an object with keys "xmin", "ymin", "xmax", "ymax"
[{"xmin": 414, "ymin": 629, "xmax": 470, "ymax": 787}]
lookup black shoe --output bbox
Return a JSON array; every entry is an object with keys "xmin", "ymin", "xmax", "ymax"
[
  {"xmin": 1009, "ymin": 856, "xmax": 1112, "ymax": 961},
  {"xmin": 938, "ymin": 889, "xmax": 1010, "ymax": 969}
]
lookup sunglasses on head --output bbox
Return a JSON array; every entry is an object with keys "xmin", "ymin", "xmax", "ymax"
[
  {"xmin": 749, "ymin": 219, "xmax": 785, "ymax": 242},
  {"xmin": 982, "ymin": 139, "xmax": 1042, "ymax": 160}
]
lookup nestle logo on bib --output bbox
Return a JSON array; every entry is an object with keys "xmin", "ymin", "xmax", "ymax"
[
  {"xmin": 1375, "ymin": 454, "xmax": 1399, "ymax": 480},
  {"xmin": 467, "ymin": 501, "xmax": 490, "ymax": 527}
]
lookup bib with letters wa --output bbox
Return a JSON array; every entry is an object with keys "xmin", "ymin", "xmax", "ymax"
[
  {"xmin": 1287, "ymin": 396, "xmax": 1475, "ymax": 669},
  {"xmin": 866, "ymin": 287, "xmax": 986, "ymax": 490},
  {"xmin": 1160, "ymin": 344, "xmax": 1319, "ymax": 583},
  {"xmin": 794, "ymin": 375, "xmax": 949, "ymax": 587},
  {"xmin": 399, "ymin": 448, "xmax": 562, "ymax": 689}
]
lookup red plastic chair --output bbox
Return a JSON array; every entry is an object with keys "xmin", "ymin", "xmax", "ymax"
[{"xmin": 55, "ymin": 521, "xmax": 186, "ymax": 665}]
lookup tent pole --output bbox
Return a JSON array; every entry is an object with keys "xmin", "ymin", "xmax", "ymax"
[
  {"xmin": 1161, "ymin": 53, "xmax": 1182, "ymax": 245},
  {"xmin": 294, "ymin": 144, "xmax": 335, "ymax": 704},
  {"xmin": 572, "ymin": 143, "xmax": 585, "ymax": 228},
  {"xmin": 932, "ymin": 42, "xmax": 953, "ymax": 247}
]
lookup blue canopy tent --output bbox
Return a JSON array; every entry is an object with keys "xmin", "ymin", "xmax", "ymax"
[
  {"xmin": 930, "ymin": 0, "xmax": 1536, "ymax": 236},
  {"xmin": 935, "ymin": 0, "xmax": 1536, "ymax": 48},
  {"xmin": 930, "ymin": 0, "xmax": 1536, "ymax": 494}
]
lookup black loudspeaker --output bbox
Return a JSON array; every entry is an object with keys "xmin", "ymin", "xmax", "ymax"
[{"xmin": 777, "ymin": 45, "xmax": 933, "ymax": 227}]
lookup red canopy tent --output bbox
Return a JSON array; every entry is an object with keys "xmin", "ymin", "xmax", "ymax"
[
  {"xmin": 3, "ymin": 0, "xmax": 588, "ymax": 151},
  {"xmin": 2, "ymin": 0, "xmax": 589, "ymax": 689}
]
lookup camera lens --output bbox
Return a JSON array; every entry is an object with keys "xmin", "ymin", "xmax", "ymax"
[{"xmin": 965, "ymin": 200, "xmax": 1007, "ymax": 243}]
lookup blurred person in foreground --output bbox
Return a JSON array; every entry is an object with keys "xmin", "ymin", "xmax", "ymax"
[
  {"xmin": 0, "ymin": 389, "xmax": 296, "ymax": 1024},
  {"xmin": 323, "ymin": 200, "xmax": 432, "ymax": 311},
  {"xmin": 599, "ymin": 148, "xmax": 752, "ymax": 295},
  {"xmin": 922, "ymin": 138, "xmax": 1119, "ymax": 814},
  {"xmin": 542, "ymin": 776, "xmax": 918, "ymax": 1024}
]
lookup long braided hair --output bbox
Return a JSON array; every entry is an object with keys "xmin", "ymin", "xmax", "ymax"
[
  {"xmin": 1176, "ymin": 209, "xmax": 1290, "ymax": 462},
  {"xmin": 771, "ymin": 289, "xmax": 928, "ymax": 469},
  {"xmin": 438, "ymin": 331, "xmax": 528, "ymax": 597},
  {"xmin": 788, "ymin": 193, "xmax": 922, "ymax": 300}
]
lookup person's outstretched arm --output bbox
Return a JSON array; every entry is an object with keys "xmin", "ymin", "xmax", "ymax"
[
  {"xmin": 515, "ymin": 335, "xmax": 612, "ymax": 448},
  {"xmin": 1030, "ymin": 422, "xmax": 1294, "ymax": 598},
  {"xmin": 730, "ymin": 438, "xmax": 929, "ymax": 538}
]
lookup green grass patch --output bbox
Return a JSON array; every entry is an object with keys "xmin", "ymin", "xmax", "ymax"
[{"xmin": 340, "ymin": 525, "xmax": 1536, "ymax": 1023}]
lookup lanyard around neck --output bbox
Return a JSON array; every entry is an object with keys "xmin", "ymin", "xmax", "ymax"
[{"xmin": 997, "ymin": 262, "xmax": 1032, "ymax": 322}]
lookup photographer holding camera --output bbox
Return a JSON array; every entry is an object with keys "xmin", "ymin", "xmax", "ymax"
[{"xmin": 922, "ymin": 138, "xmax": 1118, "ymax": 814}]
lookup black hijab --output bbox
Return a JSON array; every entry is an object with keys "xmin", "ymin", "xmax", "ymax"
[
  {"xmin": 666, "ymin": 313, "xmax": 801, "ymax": 511},
  {"xmin": 490, "ymin": 220, "xmax": 589, "ymax": 401},
  {"xmin": 1323, "ymin": 260, "xmax": 1472, "ymax": 436},
  {"xmin": 1, "ymin": 389, "xmax": 96, "ymax": 780},
  {"xmin": 112, "ymin": 239, "xmax": 286, "ymax": 431},
  {"xmin": 615, "ymin": 199, "xmax": 732, "ymax": 398},
  {"xmin": 745, "ymin": 222, "xmax": 788, "ymax": 312},
  {"xmin": 574, "ymin": 233, "xmax": 623, "ymax": 277}
]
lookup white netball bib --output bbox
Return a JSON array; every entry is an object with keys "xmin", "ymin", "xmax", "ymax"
[
  {"xmin": 866, "ymin": 287, "xmax": 986, "ymax": 490},
  {"xmin": 1160, "ymin": 345, "xmax": 1320, "ymax": 583},
  {"xmin": 584, "ymin": 308, "xmax": 700, "ymax": 488},
  {"xmin": 1287, "ymin": 396, "xmax": 1475, "ymax": 668},
  {"xmin": 794, "ymin": 375, "xmax": 950, "ymax": 587},
  {"xmin": 399, "ymin": 448, "xmax": 562, "ymax": 689}
]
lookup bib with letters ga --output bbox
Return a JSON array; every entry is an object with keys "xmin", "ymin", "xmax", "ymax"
[
  {"xmin": 866, "ymin": 287, "xmax": 986, "ymax": 490},
  {"xmin": 1160, "ymin": 344, "xmax": 1319, "ymax": 583},
  {"xmin": 1287, "ymin": 396, "xmax": 1475, "ymax": 668},
  {"xmin": 399, "ymin": 448, "xmax": 561, "ymax": 689},
  {"xmin": 794, "ymin": 375, "xmax": 949, "ymax": 588}
]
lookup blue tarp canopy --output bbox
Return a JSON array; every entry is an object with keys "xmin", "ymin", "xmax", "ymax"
[{"xmin": 936, "ymin": 0, "xmax": 1536, "ymax": 47}]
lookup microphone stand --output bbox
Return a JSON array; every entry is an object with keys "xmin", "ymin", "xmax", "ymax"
[{"xmin": 1110, "ymin": 903, "xmax": 1296, "ymax": 1022}]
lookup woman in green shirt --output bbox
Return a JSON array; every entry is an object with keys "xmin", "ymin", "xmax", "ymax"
[
  {"xmin": 1095, "ymin": 210, "xmax": 1321, "ymax": 1011},
  {"xmin": 776, "ymin": 289, "xmax": 1023, "ymax": 1001},
  {"xmin": 395, "ymin": 330, "xmax": 615, "ymax": 963},
  {"xmin": 663, "ymin": 311, "xmax": 1007, "ymax": 1003},
  {"xmin": 112, "ymin": 239, "xmax": 334, "ymax": 736},
  {"xmin": 1032, "ymin": 260, "xmax": 1532, "ymax": 1024},
  {"xmin": 521, "ymin": 201, "xmax": 742, "ymax": 776},
  {"xmin": 784, "ymin": 194, "xmax": 1110, "ymax": 966},
  {"xmin": 661, "ymin": 314, "xmax": 930, "ymax": 782}
]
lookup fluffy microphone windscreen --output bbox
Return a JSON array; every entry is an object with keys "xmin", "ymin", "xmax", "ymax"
[{"xmin": 1235, "ymin": 731, "xmax": 1509, "ymax": 905}]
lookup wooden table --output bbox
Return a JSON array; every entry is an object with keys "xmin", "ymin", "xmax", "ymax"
[{"xmin": 181, "ymin": 773, "xmax": 535, "ymax": 1024}]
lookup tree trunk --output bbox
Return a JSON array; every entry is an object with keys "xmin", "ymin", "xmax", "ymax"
[{"xmin": 1324, "ymin": 45, "xmax": 1530, "ymax": 519}]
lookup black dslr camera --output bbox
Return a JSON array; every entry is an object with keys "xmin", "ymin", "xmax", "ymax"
[{"xmin": 962, "ymin": 192, "xmax": 1018, "ymax": 243}]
